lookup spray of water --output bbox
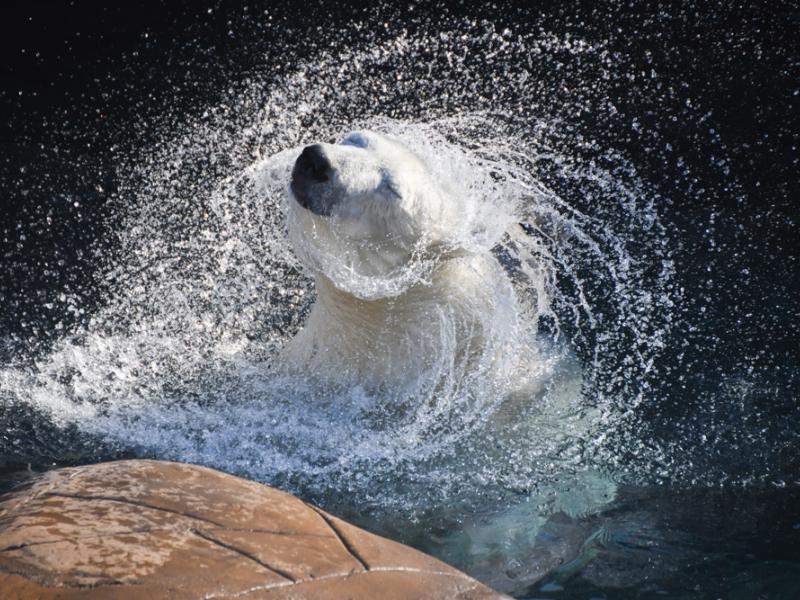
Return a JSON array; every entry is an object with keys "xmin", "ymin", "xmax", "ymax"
[{"xmin": 0, "ymin": 22, "xmax": 680, "ymax": 516}]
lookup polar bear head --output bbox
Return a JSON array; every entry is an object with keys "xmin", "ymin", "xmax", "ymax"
[{"xmin": 287, "ymin": 131, "xmax": 460, "ymax": 295}]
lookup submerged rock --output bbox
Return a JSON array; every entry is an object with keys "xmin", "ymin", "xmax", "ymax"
[{"xmin": 0, "ymin": 459, "xmax": 506, "ymax": 599}]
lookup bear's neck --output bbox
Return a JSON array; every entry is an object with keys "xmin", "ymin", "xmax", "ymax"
[
  {"xmin": 280, "ymin": 255, "xmax": 506, "ymax": 386},
  {"xmin": 313, "ymin": 272, "xmax": 446, "ymax": 323}
]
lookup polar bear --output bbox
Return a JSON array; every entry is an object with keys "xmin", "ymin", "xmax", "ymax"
[{"xmin": 280, "ymin": 130, "xmax": 524, "ymax": 390}]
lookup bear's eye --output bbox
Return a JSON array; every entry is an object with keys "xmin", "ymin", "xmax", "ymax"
[
  {"xmin": 378, "ymin": 174, "xmax": 402, "ymax": 200},
  {"xmin": 341, "ymin": 132, "xmax": 369, "ymax": 148}
]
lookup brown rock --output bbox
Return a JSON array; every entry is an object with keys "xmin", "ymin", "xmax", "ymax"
[{"xmin": 0, "ymin": 460, "xmax": 508, "ymax": 599}]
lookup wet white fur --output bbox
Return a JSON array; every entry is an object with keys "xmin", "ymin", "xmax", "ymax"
[{"xmin": 280, "ymin": 131, "xmax": 523, "ymax": 389}]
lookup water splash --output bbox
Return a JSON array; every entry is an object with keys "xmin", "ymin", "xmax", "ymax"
[{"xmin": 1, "ymin": 22, "xmax": 681, "ymax": 512}]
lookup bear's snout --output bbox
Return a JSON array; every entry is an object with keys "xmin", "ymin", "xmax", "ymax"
[
  {"xmin": 291, "ymin": 144, "xmax": 336, "ymax": 216},
  {"xmin": 295, "ymin": 145, "xmax": 331, "ymax": 183}
]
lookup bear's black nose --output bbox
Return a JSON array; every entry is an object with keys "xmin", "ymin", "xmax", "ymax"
[
  {"xmin": 291, "ymin": 144, "xmax": 336, "ymax": 216},
  {"xmin": 294, "ymin": 144, "xmax": 331, "ymax": 183}
]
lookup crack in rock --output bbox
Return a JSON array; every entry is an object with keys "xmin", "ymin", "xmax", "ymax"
[
  {"xmin": 191, "ymin": 528, "xmax": 297, "ymax": 583},
  {"xmin": 43, "ymin": 492, "xmax": 228, "ymax": 528},
  {"xmin": 203, "ymin": 566, "xmax": 478, "ymax": 598},
  {"xmin": 0, "ymin": 527, "xmax": 162, "ymax": 552},
  {"xmin": 307, "ymin": 505, "xmax": 370, "ymax": 571}
]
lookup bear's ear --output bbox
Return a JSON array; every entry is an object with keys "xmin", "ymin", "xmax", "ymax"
[{"xmin": 340, "ymin": 132, "xmax": 370, "ymax": 148}]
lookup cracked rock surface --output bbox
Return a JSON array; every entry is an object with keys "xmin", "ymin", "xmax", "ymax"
[{"xmin": 0, "ymin": 459, "xmax": 507, "ymax": 599}]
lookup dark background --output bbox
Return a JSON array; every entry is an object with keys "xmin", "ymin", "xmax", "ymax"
[{"xmin": 1, "ymin": 0, "xmax": 798, "ymax": 474}]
